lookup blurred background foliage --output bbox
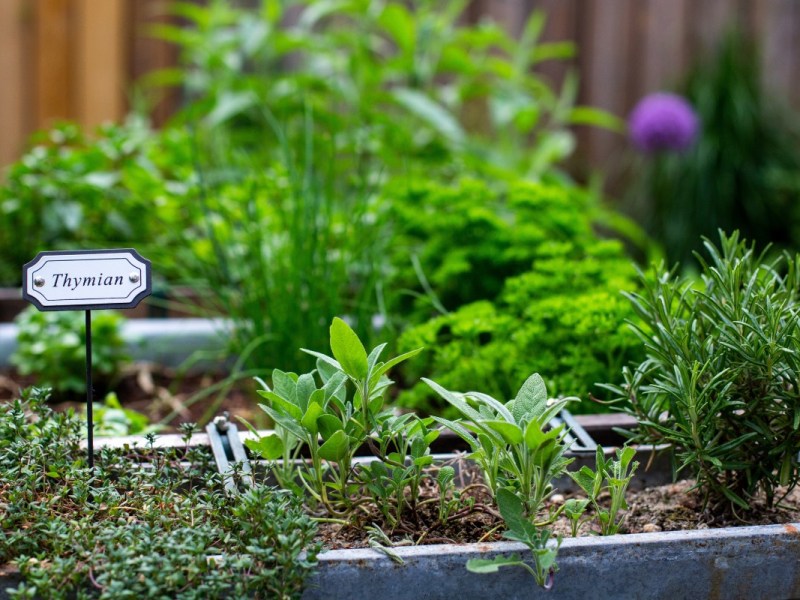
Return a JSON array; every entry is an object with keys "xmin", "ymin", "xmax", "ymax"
[
  {"xmin": 626, "ymin": 30, "xmax": 800, "ymax": 267},
  {"xmin": 1, "ymin": 1, "xmax": 799, "ymax": 415}
]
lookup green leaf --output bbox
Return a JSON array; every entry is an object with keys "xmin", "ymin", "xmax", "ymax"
[
  {"xmin": 271, "ymin": 370, "xmax": 298, "ymax": 405},
  {"xmin": 569, "ymin": 466, "xmax": 598, "ymax": 498},
  {"xmin": 392, "ymin": 88, "xmax": 466, "ymax": 145},
  {"xmin": 523, "ymin": 419, "xmax": 546, "ymax": 448},
  {"xmin": 617, "ymin": 445, "xmax": 637, "ymax": 471},
  {"xmin": 512, "ymin": 373, "xmax": 547, "ymax": 424},
  {"xmin": 568, "ymin": 106, "xmax": 624, "ymax": 131},
  {"xmin": 372, "ymin": 347, "xmax": 424, "ymax": 381},
  {"xmin": 316, "ymin": 414, "xmax": 342, "ymax": 441},
  {"xmin": 414, "ymin": 455, "xmax": 434, "ymax": 468},
  {"xmin": 367, "ymin": 343, "xmax": 388, "ymax": 376},
  {"xmin": 322, "ymin": 371, "xmax": 348, "ymax": 403},
  {"xmin": 245, "ymin": 434, "xmax": 283, "ymax": 460},
  {"xmin": 485, "ymin": 420, "xmax": 523, "ymax": 445},
  {"xmin": 318, "ymin": 430, "xmax": 350, "ymax": 462},
  {"xmin": 329, "ymin": 317, "xmax": 368, "ymax": 380},
  {"xmin": 301, "ymin": 349, "xmax": 342, "ymax": 372},
  {"xmin": 301, "ymin": 402, "xmax": 324, "ymax": 436},
  {"xmin": 438, "ymin": 465, "xmax": 455, "ymax": 488},
  {"xmin": 257, "ymin": 390, "xmax": 302, "ymax": 420},
  {"xmin": 204, "ymin": 91, "xmax": 257, "ymax": 127},
  {"xmin": 496, "ymin": 487, "xmax": 530, "ymax": 538},
  {"xmin": 720, "ymin": 486, "xmax": 750, "ymax": 510},
  {"xmin": 423, "ymin": 378, "xmax": 486, "ymax": 427},
  {"xmin": 431, "ymin": 416, "xmax": 479, "ymax": 452},
  {"xmin": 466, "ymin": 554, "xmax": 527, "ymax": 574},
  {"xmin": 256, "ymin": 404, "xmax": 306, "ymax": 440},
  {"xmin": 296, "ymin": 373, "xmax": 317, "ymax": 413},
  {"xmin": 378, "ymin": 3, "xmax": 415, "ymax": 53}
]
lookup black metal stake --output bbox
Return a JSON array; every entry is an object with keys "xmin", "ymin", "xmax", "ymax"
[{"xmin": 85, "ymin": 309, "xmax": 93, "ymax": 471}]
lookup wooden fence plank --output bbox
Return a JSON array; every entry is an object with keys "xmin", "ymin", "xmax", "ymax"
[
  {"xmin": 635, "ymin": 0, "xmax": 689, "ymax": 95},
  {"xmin": 577, "ymin": 0, "xmax": 635, "ymax": 172},
  {"xmin": 483, "ymin": 0, "xmax": 528, "ymax": 37},
  {"xmin": 533, "ymin": 0, "xmax": 577, "ymax": 91},
  {"xmin": 0, "ymin": 0, "xmax": 29, "ymax": 166},
  {"xmin": 754, "ymin": 0, "xmax": 799, "ymax": 107},
  {"xmin": 74, "ymin": 0, "xmax": 127, "ymax": 128},
  {"xmin": 129, "ymin": 0, "xmax": 182, "ymax": 126},
  {"xmin": 34, "ymin": 0, "xmax": 73, "ymax": 129},
  {"xmin": 691, "ymin": 0, "xmax": 738, "ymax": 55}
]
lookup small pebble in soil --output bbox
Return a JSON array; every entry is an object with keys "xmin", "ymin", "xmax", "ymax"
[
  {"xmin": 642, "ymin": 523, "xmax": 662, "ymax": 533},
  {"xmin": 550, "ymin": 494, "xmax": 565, "ymax": 504}
]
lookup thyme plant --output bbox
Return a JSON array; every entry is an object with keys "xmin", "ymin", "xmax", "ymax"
[
  {"xmin": 1, "ymin": 388, "xmax": 319, "ymax": 599},
  {"xmin": 604, "ymin": 231, "xmax": 800, "ymax": 513}
]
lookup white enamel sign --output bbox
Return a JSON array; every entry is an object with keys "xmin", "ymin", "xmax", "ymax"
[{"xmin": 22, "ymin": 249, "xmax": 151, "ymax": 311}]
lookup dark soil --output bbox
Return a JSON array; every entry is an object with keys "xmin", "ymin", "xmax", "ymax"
[
  {"xmin": 317, "ymin": 459, "xmax": 505, "ymax": 550},
  {"xmin": 318, "ymin": 472, "xmax": 800, "ymax": 550},
  {"xmin": 0, "ymin": 365, "xmax": 261, "ymax": 431},
  {"xmin": 617, "ymin": 480, "xmax": 800, "ymax": 533}
]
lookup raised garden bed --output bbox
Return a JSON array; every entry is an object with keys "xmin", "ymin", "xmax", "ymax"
[
  {"xmin": 302, "ymin": 523, "xmax": 800, "ymax": 600},
  {"xmin": 2, "ymin": 417, "xmax": 797, "ymax": 600}
]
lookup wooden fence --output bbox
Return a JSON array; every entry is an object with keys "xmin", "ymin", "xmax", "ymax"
[{"xmin": 2, "ymin": 0, "xmax": 799, "ymax": 174}]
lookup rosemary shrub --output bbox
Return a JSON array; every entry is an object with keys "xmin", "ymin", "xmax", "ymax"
[{"xmin": 604, "ymin": 232, "xmax": 800, "ymax": 513}]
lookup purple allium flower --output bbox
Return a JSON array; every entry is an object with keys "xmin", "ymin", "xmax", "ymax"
[{"xmin": 628, "ymin": 93, "xmax": 699, "ymax": 153}]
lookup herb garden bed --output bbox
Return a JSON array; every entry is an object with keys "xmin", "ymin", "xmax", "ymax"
[
  {"xmin": 5, "ymin": 236, "xmax": 800, "ymax": 599},
  {"xmin": 2, "ymin": 418, "xmax": 798, "ymax": 600}
]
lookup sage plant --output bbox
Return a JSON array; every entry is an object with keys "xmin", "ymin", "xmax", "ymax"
[
  {"xmin": 425, "ymin": 374, "xmax": 575, "ymax": 588},
  {"xmin": 246, "ymin": 317, "xmax": 423, "ymax": 517}
]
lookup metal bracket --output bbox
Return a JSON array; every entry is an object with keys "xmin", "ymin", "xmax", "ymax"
[
  {"xmin": 205, "ymin": 412, "xmax": 253, "ymax": 493},
  {"xmin": 555, "ymin": 409, "xmax": 597, "ymax": 452}
]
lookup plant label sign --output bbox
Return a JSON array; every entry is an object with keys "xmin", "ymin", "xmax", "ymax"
[{"xmin": 22, "ymin": 249, "xmax": 151, "ymax": 311}]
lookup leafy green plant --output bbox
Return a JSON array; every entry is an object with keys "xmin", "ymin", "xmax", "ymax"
[
  {"xmin": 628, "ymin": 30, "xmax": 800, "ymax": 267},
  {"xmin": 466, "ymin": 488, "xmax": 560, "ymax": 589},
  {"xmin": 424, "ymin": 373, "xmax": 574, "ymax": 588},
  {"xmin": 184, "ymin": 125, "xmax": 386, "ymax": 373},
  {"xmin": 0, "ymin": 119, "xmax": 195, "ymax": 286},
  {"xmin": 244, "ymin": 317, "xmax": 423, "ymax": 517},
  {"xmin": 562, "ymin": 498, "xmax": 591, "ymax": 538},
  {"xmin": 91, "ymin": 392, "xmax": 159, "ymax": 437},
  {"xmin": 11, "ymin": 306, "xmax": 127, "ymax": 398},
  {"xmin": 153, "ymin": 0, "xmax": 618, "ymax": 182},
  {"xmin": 425, "ymin": 374, "xmax": 573, "ymax": 516},
  {"xmin": 391, "ymin": 179, "xmax": 643, "ymax": 413},
  {"xmin": 604, "ymin": 231, "xmax": 800, "ymax": 513},
  {"xmin": 0, "ymin": 387, "xmax": 319, "ymax": 599},
  {"xmin": 436, "ymin": 465, "xmax": 458, "ymax": 524},
  {"xmin": 570, "ymin": 445, "xmax": 638, "ymax": 535}
]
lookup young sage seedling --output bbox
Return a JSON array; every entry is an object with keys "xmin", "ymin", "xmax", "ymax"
[
  {"xmin": 425, "ymin": 374, "xmax": 575, "ymax": 588},
  {"xmin": 571, "ymin": 445, "xmax": 639, "ymax": 535},
  {"xmin": 466, "ymin": 488, "xmax": 561, "ymax": 590},
  {"xmin": 244, "ymin": 317, "xmax": 422, "ymax": 517}
]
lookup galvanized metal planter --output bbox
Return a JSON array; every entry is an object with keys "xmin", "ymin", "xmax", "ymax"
[
  {"xmin": 304, "ymin": 523, "xmax": 800, "ymax": 600},
  {"xmin": 0, "ymin": 422, "xmax": 797, "ymax": 599},
  {"xmin": 1, "ymin": 524, "xmax": 797, "ymax": 600},
  {"xmin": 0, "ymin": 317, "xmax": 229, "ymax": 368}
]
